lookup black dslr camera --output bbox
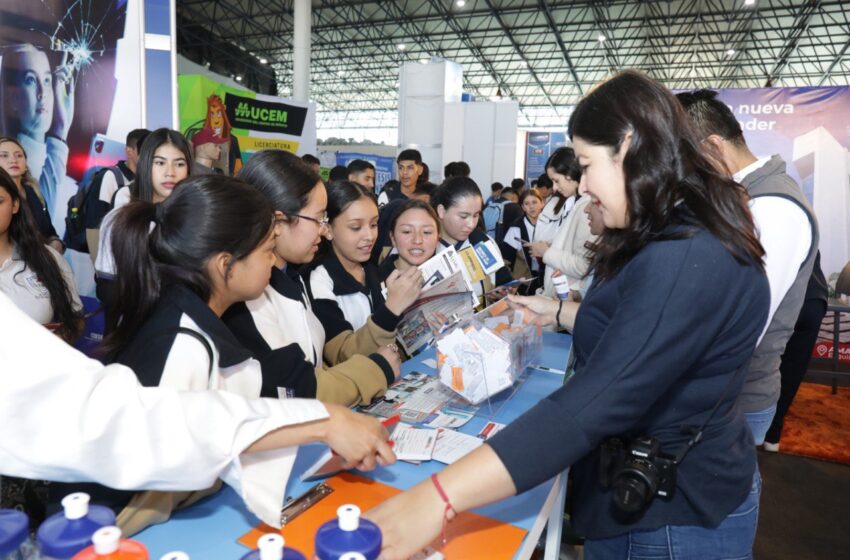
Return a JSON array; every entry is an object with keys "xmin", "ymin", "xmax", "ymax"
[{"xmin": 599, "ymin": 436, "xmax": 677, "ymax": 514}]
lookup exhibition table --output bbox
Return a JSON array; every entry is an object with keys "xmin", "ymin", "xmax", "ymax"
[{"xmin": 136, "ymin": 331, "xmax": 572, "ymax": 559}]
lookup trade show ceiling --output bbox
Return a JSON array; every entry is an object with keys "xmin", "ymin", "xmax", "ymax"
[{"xmin": 177, "ymin": 0, "xmax": 850, "ymax": 114}]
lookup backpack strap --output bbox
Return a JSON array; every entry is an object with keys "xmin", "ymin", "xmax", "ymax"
[{"xmin": 174, "ymin": 326, "xmax": 215, "ymax": 376}]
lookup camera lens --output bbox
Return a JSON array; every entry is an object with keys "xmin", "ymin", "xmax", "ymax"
[{"xmin": 613, "ymin": 476, "xmax": 650, "ymax": 513}]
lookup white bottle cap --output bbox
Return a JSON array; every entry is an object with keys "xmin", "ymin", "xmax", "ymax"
[
  {"xmin": 257, "ymin": 533, "xmax": 284, "ymax": 560},
  {"xmin": 159, "ymin": 553, "xmax": 190, "ymax": 560},
  {"xmin": 337, "ymin": 504, "xmax": 361, "ymax": 532},
  {"xmin": 91, "ymin": 526, "xmax": 121, "ymax": 555},
  {"xmin": 61, "ymin": 492, "xmax": 90, "ymax": 520},
  {"xmin": 340, "ymin": 554, "xmax": 367, "ymax": 560}
]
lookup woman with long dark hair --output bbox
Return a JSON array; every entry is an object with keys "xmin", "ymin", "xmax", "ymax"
[
  {"xmin": 94, "ymin": 129, "xmax": 192, "ymax": 318},
  {"xmin": 225, "ymin": 150, "xmax": 402, "ymax": 406},
  {"xmin": 0, "ymin": 167, "xmax": 81, "ymax": 524},
  {"xmin": 527, "ymin": 147, "xmax": 598, "ymax": 297},
  {"xmin": 306, "ymin": 180, "xmax": 423, "ymax": 336},
  {"xmin": 370, "ymin": 70, "xmax": 769, "ymax": 560},
  {"xmin": 64, "ymin": 175, "xmax": 392, "ymax": 535},
  {"xmin": 0, "ymin": 168, "xmax": 81, "ymax": 342}
]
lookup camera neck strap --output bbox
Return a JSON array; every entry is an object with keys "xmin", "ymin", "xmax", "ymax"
[{"xmin": 673, "ymin": 362, "xmax": 748, "ymax": 465}]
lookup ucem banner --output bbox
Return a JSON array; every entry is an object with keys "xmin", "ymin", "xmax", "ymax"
[{"xmin": 178, "ymin": 74, "xmax": 316, "ymax": 173}]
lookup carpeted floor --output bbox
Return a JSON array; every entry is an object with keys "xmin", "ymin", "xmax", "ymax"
[{"xmin": 778, "ymin": 383, "xmax": 850, "ymax": 465}]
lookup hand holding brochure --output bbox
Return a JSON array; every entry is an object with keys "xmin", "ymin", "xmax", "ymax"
[{"xmin": 301, "ymin": 415, "xmax": 401, "ymax": 481}]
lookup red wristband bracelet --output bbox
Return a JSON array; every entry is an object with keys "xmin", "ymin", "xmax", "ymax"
[{"xmin": 431, "ymin": 473, "xmax": 456, "ymax": 545}]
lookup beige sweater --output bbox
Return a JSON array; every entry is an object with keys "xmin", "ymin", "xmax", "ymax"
[{"xmin": 541, "ymin": 195, "xmax": 597, "ymax": 297}]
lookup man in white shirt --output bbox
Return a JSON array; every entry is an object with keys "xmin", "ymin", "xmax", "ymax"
[{"xmin": 678, "ymin": 90, "xmax": 819, "ymax": 445}]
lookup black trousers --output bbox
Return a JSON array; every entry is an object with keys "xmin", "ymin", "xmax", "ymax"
[{"xmin": 764, "ymin": 298, "xmax": 828, "ymax": 444}]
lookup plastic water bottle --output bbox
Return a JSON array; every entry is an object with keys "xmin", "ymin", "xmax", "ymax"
[
  {"xmin": 70, "ymin": 527, "xmax": 148, "ymax": 560},
  {"xmin": 551, "ymin": 271, "xmax": 570, "ymax": 301},
  {"xmin": 239, "ymin": 534, "xmax": 305, "ymax": 560},
  {"xmin": 0, "ymin": 509, "xmax": 28, "ymax": 560},
  {"xmin": 314, "ymin": 505, "xmax": 381, "ymax": 560},
  {"xmin": 37, "ymin": 493, "xmax": 116, "ymax": 559}
]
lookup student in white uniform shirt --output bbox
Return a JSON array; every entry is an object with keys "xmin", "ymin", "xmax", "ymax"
[
  {"xmin": 307, "ymin": 180, "xmax": 423, "ymax": 336},
  {"xmin": 0, "ymin": 289, "xmax": 395, "ymax": 531},
  {"xmin": 56, "ymin": 175, "xmax": 282, "ymax": 534},
  {"xmin": 500, "ymin": 188, "xmax": 546, "ymax": 294},
  {"xmin": 526, "ymin": 147, "xmax": 596, "ymax": 297},
  {"xmin": 433, "ymin": 177, "xmax": 513, "ymax": 302},
  {"xmin": 225, "ymin": 150, "xmax": 403, "ymax": 406},
  {"xmin": 532, "ymin": 172, "xmax": 573, "ymax": 244},
  {"xmin": 0, "ymin": 168, "xmax": 82, "ymax": 342},
  {"xmin": 94, "ymin": 129, "xmax": 192, "ymax": 324}
]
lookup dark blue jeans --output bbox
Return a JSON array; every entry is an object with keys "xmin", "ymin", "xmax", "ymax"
[{"xmin": 584, "ymin": 470, "xmax": 761, "ymax": 560}]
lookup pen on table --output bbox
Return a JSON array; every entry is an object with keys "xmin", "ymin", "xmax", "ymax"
[{"xmin": 529, "ymin": 364, "xmax": 566, "ymax": 375}]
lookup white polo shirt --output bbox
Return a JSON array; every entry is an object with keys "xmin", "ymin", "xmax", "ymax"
[{"xmin": 0, "ymin": 244, "xmax": 82, "ymax": 325}]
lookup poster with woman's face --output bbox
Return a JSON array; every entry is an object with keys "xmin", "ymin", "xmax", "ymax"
[
  {"xmin": 0, "ymin": 0, "xmax": 129, "ymax": 217},
  {"xmin": 1, "ymin": 0, "xmax": 140, "ymax": 299}
]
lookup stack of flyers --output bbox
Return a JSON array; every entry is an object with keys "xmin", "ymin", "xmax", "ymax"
[{"xmin": 359, "ymin": 371, "xmax": 479, "ymax": 429}]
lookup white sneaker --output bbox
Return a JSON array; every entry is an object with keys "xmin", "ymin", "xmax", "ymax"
[{"xmin": 762, "ymin": 441, "xmax": 779, "ymax": 452}]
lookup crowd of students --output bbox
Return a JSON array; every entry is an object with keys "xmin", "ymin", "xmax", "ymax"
[{"xmin": 0, "ymin": 69, "xmax": 827, "ymax": 560}]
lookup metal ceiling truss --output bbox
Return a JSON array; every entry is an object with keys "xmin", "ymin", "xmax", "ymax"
[{"xmin": 176, "ymin": 0, "xmax": 850, "ymax": 129}]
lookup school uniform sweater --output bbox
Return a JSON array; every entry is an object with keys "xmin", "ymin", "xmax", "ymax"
[
  {"xmin": 534, "ymin": 195, "xmax": 574, "ymax": 243},
  {"xmin": 488, "ymin": 219, "xmax": 770, "ymax": 540},
  {"xmin": 540, "ymin": 195, "xmax": 597, "ymax": 297},
  {"xmin": 224, "ymin": 266, "xmax": 394, "ymax": 406},
  {"xmin": 52, "ymin": 283, "xmax": 304, "ymax": 532},
  {"xmin": 501, "ymin": 216, "xmax": 545, "ymax": 289},
  {"xmin": 305, "ymin": 249, "xmax": 401, "ymax": 334}
]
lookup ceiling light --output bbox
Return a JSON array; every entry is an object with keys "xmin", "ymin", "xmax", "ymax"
[
  {"xmin": 597, "ymin": 34, "xmax": 606, "ymax": 42},
  {"xmin": 260, "ymin": 58, "xmax": 268, "ymax": 64},
  {"xmin": 397, "ymin": 44, "xmax": 406, "ymax": 50},
  {"xmin": 744, "ymin": 0, "xmax": 755, "ymax": 5},
  {"xmin": 235, "ymin": 75, "xmax": 243, "ymax": 82},
  {"xmin": 337, "ymin": 70, "xmax": 345, "ymax": 77},
  {"xmin": 420, "ymin": 58, "xmax": 429, "ymax": 64},
  {"xmin": 456, "ymin": 0, "xmax": 466, "ymax": 6},
  {"xmin": 727, "ymin": 48, "xmax": 736, "ymax": 56}
]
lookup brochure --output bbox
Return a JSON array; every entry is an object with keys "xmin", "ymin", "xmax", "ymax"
[{"xmin": 359, "ymin": 371, "xmax": 479, "ymax": 429}]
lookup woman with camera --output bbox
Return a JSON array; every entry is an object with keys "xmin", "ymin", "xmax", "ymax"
[{"xmin": 369, "ymin": 70, "xmax": 769, "ymax": 559}]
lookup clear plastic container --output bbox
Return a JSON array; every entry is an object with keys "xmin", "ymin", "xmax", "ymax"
[
  {"xmin": 70, "ymin": 527, "xmax": 148, "ymax": 560},
  {"xmin": 314, "ymin": 505, "xmax": 381, "ymax": 560},
  {"xmin": 0, "ymin": 509, "xmax": 28, "ymax": 560},
  {"xmin": 37, "ymin": 493, "xmax": 116, "ymax": 559},
  {"xmin": 239, "ymin": 534, "xmax": 305, "ymax": 560}
]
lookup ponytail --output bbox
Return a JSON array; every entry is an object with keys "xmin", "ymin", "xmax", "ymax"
[
  {"xmin": 102, "ymin": 201, "xmax": 161, "ymax": 355},
  {"xmin": 103, "ymin": 175, "xmax": 274, "ymax": 357}
]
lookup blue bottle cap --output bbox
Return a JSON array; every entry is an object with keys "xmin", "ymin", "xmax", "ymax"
[
  {"xmin": 36, "ymin": 493, "xmax": 116, "ymax": 558},
  {"xmin": 314, "ymin": 505, "xmax": 381, "ymax": 560},
  {"xmin": 238, "ymin": 534, "xmax": 306, "ymax": 560},
  {"xmin": 0, "ymin": 509, "xmax": 28, "ymax": 556}
]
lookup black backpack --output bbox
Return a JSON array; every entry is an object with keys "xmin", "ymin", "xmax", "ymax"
[{"xmin": 63, "ymin": 166, "xmax": 125, "ymax": 253}]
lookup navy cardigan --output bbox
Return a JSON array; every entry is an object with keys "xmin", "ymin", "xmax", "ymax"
[{"xmin": 488, "ymin": 224, "xmax": 769, "ymax": 539}]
